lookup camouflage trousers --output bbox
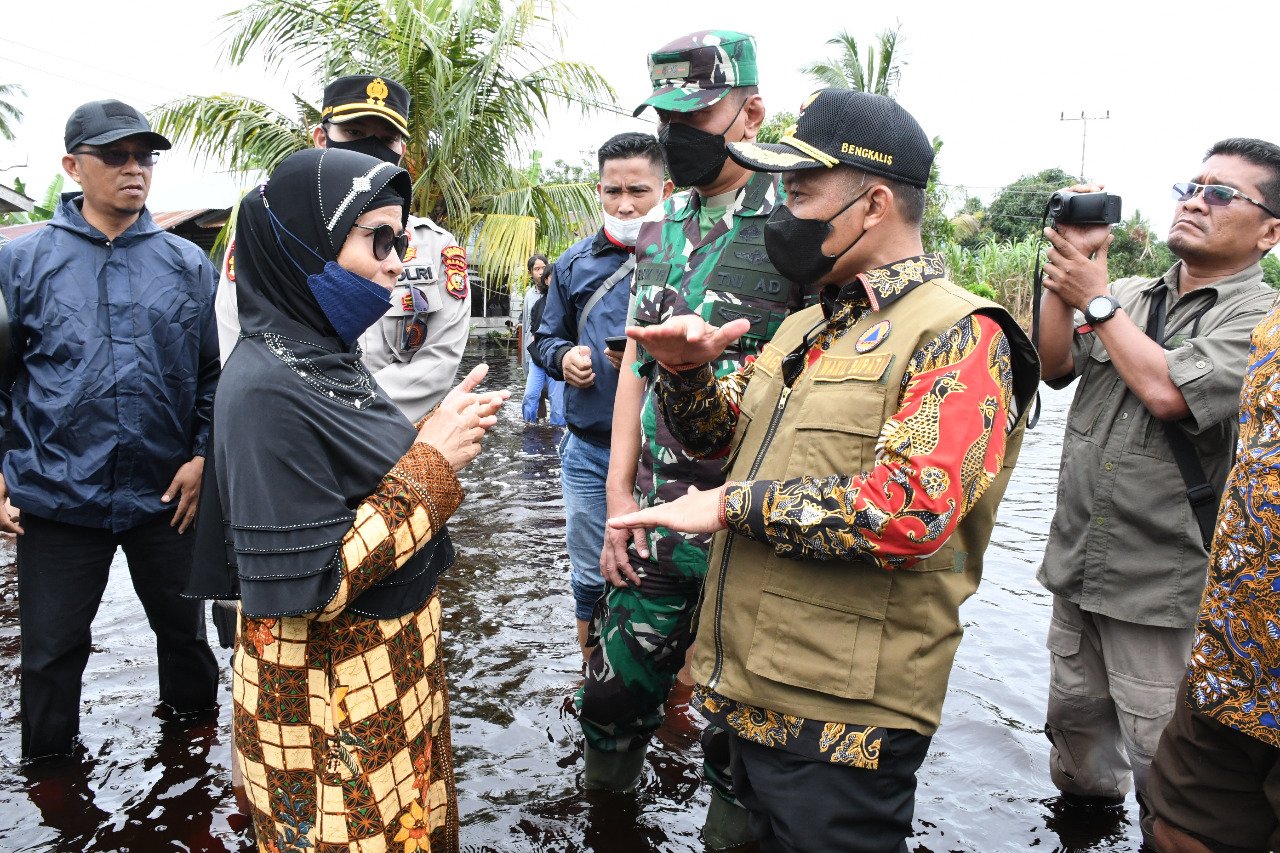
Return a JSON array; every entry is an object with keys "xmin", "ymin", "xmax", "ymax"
[{"xmin": 574, "ymin": 568, "xmax": 735, "ymax": 801}]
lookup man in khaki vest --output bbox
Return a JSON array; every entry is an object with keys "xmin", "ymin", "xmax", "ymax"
[{"xmin": 609, "ymin": 89, "xmax": 1040, "ymax": 852}]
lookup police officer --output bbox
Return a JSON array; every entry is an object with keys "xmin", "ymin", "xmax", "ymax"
[
  {"xmin": 215, "ymin": 74, "xmax": 470, "ymax": 420},
  {"xmin": 582, "ymin": 30, "xmax": 803, "ymax": 849}
]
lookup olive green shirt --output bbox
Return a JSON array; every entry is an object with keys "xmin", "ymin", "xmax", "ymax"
[{"xmin": 1037, "ymin": 261, "xmax": 1276, "ymax": 628}]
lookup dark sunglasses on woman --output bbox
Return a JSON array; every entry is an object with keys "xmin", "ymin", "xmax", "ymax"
[{"xmin": 352, "ymin": 222, "xmax": 411, "ymax": 261}]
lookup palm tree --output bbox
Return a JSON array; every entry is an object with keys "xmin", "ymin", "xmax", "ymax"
[
  {"xmin": 153, "ymin": 0, "xmax": 615, "ymax": 286},
  {"xmin": 800, "ymin": 26, "xmax": 903, "ymax": 97},
  {"xmin": 0, "ymin": 82, "xmax": 26, "ymax": 142}
]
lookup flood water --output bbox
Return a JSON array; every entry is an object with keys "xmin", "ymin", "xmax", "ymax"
[{"xmin": 0, "ymin": 340, "xmax": 1144, "ymax": 852}]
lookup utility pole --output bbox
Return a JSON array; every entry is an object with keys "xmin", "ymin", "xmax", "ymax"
[{"xmin": 1060, "ymin": 110, "xmax": 1110, "ymax": 181}]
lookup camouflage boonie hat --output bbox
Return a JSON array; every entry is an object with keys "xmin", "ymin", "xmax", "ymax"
[{"xmin": 633, "ymin": 30, "xmax": 758, "ymax": 117}]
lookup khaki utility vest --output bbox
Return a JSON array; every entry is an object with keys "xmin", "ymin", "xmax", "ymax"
[{"xmin": 690, "ymin": 278, "xmax": 1039, "ymax": 735}]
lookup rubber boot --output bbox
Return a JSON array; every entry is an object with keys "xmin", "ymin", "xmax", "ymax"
[
  {"xmin": 582, "ymin": 744, "xmax": 646, "ymax": 792},
  {"xmin": 702, "ymin": 789, "xmax": 756, "ymax": 850}
]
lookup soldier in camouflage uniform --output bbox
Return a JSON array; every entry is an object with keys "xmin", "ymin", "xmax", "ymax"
[{"xmin": 579, "ymin": 30, "xmax": 805, "ymax": 848}]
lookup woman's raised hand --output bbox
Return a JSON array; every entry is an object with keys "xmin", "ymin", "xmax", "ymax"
[{"xmin": 416, "ymin": 364, "xmax": 510, "ymax": 472}]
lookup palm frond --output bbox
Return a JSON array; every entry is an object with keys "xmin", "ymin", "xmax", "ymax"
[{"xmin": 150, "ymin": 94, "xmax": 310, "ymax": 174}]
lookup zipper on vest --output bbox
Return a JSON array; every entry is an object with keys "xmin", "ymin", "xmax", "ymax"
[{"xmin": 707, "ymin": 382, "xmax": 793, "ymax": 690}]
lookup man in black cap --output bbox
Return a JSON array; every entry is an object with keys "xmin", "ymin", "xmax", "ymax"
[
  {"xmin": 215, "ymin": 74, "xmax": 471, "ymax": 421},
  {"xmin": 608, "ymin": 88, "xmax": 1040, "ymax": 851},
  {"xmin": 0, "ymin": 99, "xmax": 220, "ymax": 759}
]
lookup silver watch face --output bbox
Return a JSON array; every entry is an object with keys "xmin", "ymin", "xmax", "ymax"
[{"xmin": 1087, "ymin": 296, "xmax": 1113, "ymax": 320}]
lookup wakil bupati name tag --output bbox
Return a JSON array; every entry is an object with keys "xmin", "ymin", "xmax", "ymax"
[{"xmin": 811, "ymin": 353, "xmax": 894, "ymax": 383}]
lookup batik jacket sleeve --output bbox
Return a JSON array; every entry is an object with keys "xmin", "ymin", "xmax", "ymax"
[
  {"xmin": 724, "ymin": 314, "xmax": 1015, "ymax": 569},
  {"xmin": 653, "ymin": 359, "xmax": 757, "ymax": 459}
]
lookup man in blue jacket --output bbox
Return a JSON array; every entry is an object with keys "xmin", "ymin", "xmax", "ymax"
[
  {"xmin": 0, "ymin": 100, "xmax": 220, "ymax": 760},
  {"xmin": 533, "ymin": 132, "xmax": 671, "ymax": 661}
]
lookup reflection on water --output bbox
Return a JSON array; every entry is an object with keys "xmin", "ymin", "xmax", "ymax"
[{"xmin": 0, "ymin": 342, "xmax": 1141, "ymax": 851}]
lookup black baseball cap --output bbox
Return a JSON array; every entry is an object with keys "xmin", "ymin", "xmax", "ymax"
[
  {"xmin": 320, "ymin": 75, "xmax": 410, "ymax": 138},
  {"xmin": 64, "ymin": 100, "xmax": 171, "ymax": 153},
  {"xmin": 728, "ymin": 89, "xmax": 934, "ymax": 189}
]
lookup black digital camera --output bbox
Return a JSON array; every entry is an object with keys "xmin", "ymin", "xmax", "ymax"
[{"xmin": 1048, "ymin": 190, "xmax": 1122, "ymax": 226}]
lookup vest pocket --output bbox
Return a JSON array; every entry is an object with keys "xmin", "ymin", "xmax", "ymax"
[
  {"xmin": 791, "ymin": 383, "xmax": 888, "ymax": 479},
  {"xmin": 902, "ymin": 545, "xmax": 959, "ymax": 572},
  {"xmin": 744, "ymin": 573, "xmax": 891, "ymax": 700}
]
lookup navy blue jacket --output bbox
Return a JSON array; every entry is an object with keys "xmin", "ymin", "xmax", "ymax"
[
  {"xmin": 0, "ymin": 197, "xmax": 219, "ymax": 532},
  {"xmin": 533, "ymin": 229, "xmax": 631, "ymax": 447}
]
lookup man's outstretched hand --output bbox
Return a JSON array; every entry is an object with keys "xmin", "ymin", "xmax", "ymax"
[{"xmin": 626, "ymin": 315, "xmax": 751, "ymax": 368}]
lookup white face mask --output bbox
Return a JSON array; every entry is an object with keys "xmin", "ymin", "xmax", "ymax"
[{"xmin": 601, "ymin": 204, "xmax": 665, "ymax": 247}]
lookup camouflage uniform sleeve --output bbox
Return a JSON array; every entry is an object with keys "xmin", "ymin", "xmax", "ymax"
[
  {"xmin": 655, "ymin": 359, "xmax": 756, "ymax": 459},
  {"xmin": 724, "ymin": 315, "xmax": 1014, "ymax": 567}
]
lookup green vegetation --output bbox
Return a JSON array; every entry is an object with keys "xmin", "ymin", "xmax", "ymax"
[
  {"xmin": 0, "ymin": 82, "xmax": 25, "ymax": 142},
  {"xmin": 800, "ymin": 25, "xmax": 903, "ymax": 98},
  {"xmin": 152, "ymin": 0, "xmax": 614, "ymax": 288},
  {"xmin": 0, "ymin": 175, "xmax": 62, "ymax": 227}
]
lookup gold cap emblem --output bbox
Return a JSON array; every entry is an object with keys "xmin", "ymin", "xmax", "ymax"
[{"xmin": 366, "ymin": 77, "xmax": 389, "ymax": 105}]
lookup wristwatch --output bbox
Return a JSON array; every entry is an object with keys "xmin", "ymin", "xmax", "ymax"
[{"xmin": 1084, "ymin": 295, "xmax": 1122, "ymax": 325}]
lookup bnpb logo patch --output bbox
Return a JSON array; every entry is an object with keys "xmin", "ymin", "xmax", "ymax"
[{"xmin": 855, "ymin": 320, "xmax": 891, "ymax": 353}]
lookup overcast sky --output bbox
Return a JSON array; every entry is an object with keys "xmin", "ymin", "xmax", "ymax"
[{"xmin": 3, "ymin": 0, "xmax": 1278, "ymax": 240}]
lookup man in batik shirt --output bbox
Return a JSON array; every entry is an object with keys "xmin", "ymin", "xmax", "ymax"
[
  {"xmin": 1142, "ymin": 144, "xmax": 1280, "ymax": 853},
  {"xmin": 609, "ymin": 89, "xmax": 1039, "ymax": 852}
]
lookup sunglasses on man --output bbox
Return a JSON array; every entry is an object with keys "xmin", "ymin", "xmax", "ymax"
[
  {"xmin": 72, "ymin": 147, "xmax": 160, "ymax": 168},
  {"xmin": 352, "ymin": 222, "xmax": 411, "ymax": 262},
  {"xmin": 1172, "ymin": 182, "xmax": 1280, "ymax": 219}
]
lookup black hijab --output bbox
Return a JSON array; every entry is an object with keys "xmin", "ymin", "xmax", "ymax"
[{"xmin": 187, "ymin": 148, "xmax": 454, "ymax": 618}]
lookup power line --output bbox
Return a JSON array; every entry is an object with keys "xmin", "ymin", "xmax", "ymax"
[
  {"xmin": 0, "ymin": 37, "xmax": 191, "ymax": 102},
  {"xmin": 0, "ymin": 56, "xmax": 142, "ymax": 105}
]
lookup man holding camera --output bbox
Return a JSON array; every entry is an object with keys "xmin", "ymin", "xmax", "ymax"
[
  {"xmin": 1036, "ymin": 138, "xmax": 1279, "ymax": 838},
  {"xmin": 531, "ymin": 132, "xmax": 672, "ymax": 661}
]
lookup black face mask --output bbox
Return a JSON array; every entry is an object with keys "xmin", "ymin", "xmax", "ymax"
[
  {"xmin": 763, "ymin": 186, "xmax": 871, "ymax": 286},
  {"xmin": 326, "ymin": 133, "xmax": 403, "ymax": 165},
  {"xmin": 658, "ymin": 99, "xmax": 745, "ymax": 188}
]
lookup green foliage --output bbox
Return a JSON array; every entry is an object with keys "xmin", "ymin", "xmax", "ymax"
[
  {"xmin": 940, "ymin": 236, "xmax": 1040, "ymax": 328},
  {"xmin": 152, "ymin": 0, "xmax": 616, "ymax": 290},
  {"xmin": 0, "ymin": 175, "xmax": 63, "ymax": 226},
  {"xmin": 986, "ymin": 168, "xmax": 1080, "ymax": 243},
  {"xmin": 757, "ymin": 111, "xmax": 796, "ymax": 145},
  {"xmin": 1262, "ymin": 254, "xmax": 1280, "ymax": 289},
  {"xmin": 0, "ymin": 82, "xmax": 25, "ymax": 142},
  {"xmin": 799, "ymin": 25, "xmax": 903, "ymax": 97},
  {"xmin": 1106, "ymin": 210, "xmax": 1176, "ymax": 281},
  {"xmin": 921, "ymin": 135, "xmax": 950, "ymax": 253},
  {"xmin": 537, "ymin": 149, "xmax": 598, "ymax": 186}
]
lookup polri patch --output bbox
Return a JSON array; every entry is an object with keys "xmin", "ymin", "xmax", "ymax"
[
  {"xmin": 441, "ymin": 245, "xmax": 468, "ymax": 300},
  {"xmin": 855, "ymin": 320, "xmax": 891, "ymax": 353}
]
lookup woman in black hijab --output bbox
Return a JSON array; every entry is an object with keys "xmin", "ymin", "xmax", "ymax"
[{"xmin": 199, "ymin": 148, "xmax": 505, "ymax": 853}]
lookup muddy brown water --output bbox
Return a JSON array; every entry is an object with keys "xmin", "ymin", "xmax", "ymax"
[{"xmin": 0, "ymin": 341, "xmax": 1143, "ymax": 852}]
